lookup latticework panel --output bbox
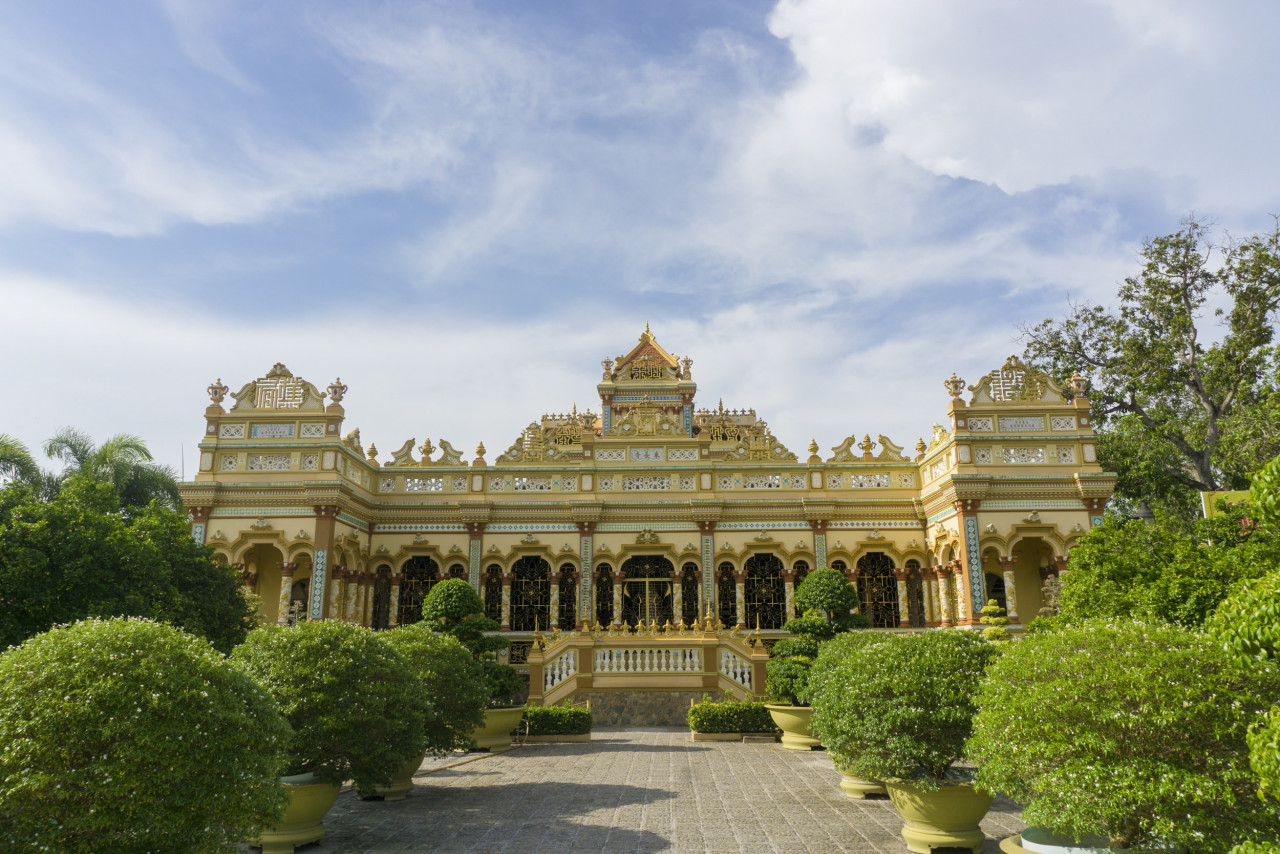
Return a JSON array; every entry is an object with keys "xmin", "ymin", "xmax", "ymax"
[
  {"xmin": 744, "ymin": 553, "xmax": 785, "ymax": 630},
  {"xmin": 856, "ymin": 552, "xmax": 900, "ymax": 629}
]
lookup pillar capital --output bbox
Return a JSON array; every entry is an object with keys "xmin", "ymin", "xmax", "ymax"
[
  {"xmin": 998, "ymin": 555, "xmax": 1018, "ymax": 569},
  {"xmin": 279, "ymin": 562, "xmax": 297, "ymax": 577},
  {"xmin": 189, "ymin": 506, "xmax": 212, "ymax": 523},
  {"xmin": 313, "ymin": 505, "xmax": 340, "ymax": 519}
]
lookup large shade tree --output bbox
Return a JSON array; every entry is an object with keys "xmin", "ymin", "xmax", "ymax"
[{"xmin": 1021, "ymin": 218, "xmax": 1280, "ymax": 517}]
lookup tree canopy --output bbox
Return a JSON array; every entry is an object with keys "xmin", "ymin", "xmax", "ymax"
[
  {"xmin": 0, "ymin": 478, "xmax": 255, "ymax": 653},
  {"xmin": 1022, "ymin": 218, "xmax": 1280, "ymax": 517}
]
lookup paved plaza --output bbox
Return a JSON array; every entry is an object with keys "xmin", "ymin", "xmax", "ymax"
[{"xmin": 321, "ymin": 729, "xmax": 1025, "ymax": 854}]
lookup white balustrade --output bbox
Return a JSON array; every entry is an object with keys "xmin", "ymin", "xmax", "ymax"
[
  {"xmin": 543, "ymin": 649, "xmax": 578, "ymax": 691},
  {"xmin": 593, "ymin": 647, "xmax": 702, "ymax": 674},
  {"xmin": 719, "ymin": 650, "xmax": 752, "ymax": 690}
]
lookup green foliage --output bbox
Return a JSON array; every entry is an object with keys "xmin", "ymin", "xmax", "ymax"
[
  {"xmin": 423, "ymin": 578, "xmax": 487, "ymax": 627},
  {"xmin": 1058, "ymin": 508, "xmax": 1280, "ymax": 627},
  {"xmin": 1250, "ymin": 454, "xmax": 1280, "ymax": 531},
  {"xmin": 480, "ymin": 660, "xmax": 526, "ymax": 708},
  {"xmin": 806, "ymin": 630, "xmax": 894, "ymax": 700},
  {"xmin": 231, "ymin": 621, "xmax": 427, "ymax": 790},
  {"xmin": 687, "ymin": 696, "xmax": 779, "ymax": 734},
  {"xmin": 420, "ymin": 578, "xmax": 522, "ymax": 705},
  {"xmin": 1208, "ymin": 569, "xmax": 1280, "ymax": 663},
  {"xmin": 44, "ymin": 427, "xmax": 181, "ymax": 512},
  {"xmin": 769, "ymin": 637, "xmax": 818, "ymax": 659},
  {"xmin": 793, "ymin": 568, "xmax": 858, "ymax": 618},
  {"xmin": 968, "ymin": 620, "xmax": 1280, "ymax": 852},
  {"xmin": 765, "ymin": 656, "xmax": 813, "ymax": 706},
  {"xmin": 809, "ymin": 630, "xmax": 997, "ymax": 789},
  {"xmin": 0, "ymin": 618, "xmax": 290, "ymax": 853},
  {"xmin": 0, "ymin": 479, "xmax": 257, "ymax": 653},
  {"xmin": 835, "ymin": 612, "xmax": 872, "ymax": 631},
  {"xmin": 1022, "ymin": 218, "xmax": 1280, "ymax": 518},
  {"xmin": 0, "ymin": 434, "xmax": 39, "ymax": 485},
  {"xmin": 381, "ymin": 624, "xmax": 488, "ymax": 755},
  {"xmin": 524, "ymin": 703, "xmax": 592, "ymax": 736},
  {"xmin": 780, "ymin": 614, "xmax": 835, "ymax": 642},
  {"xmin": 980, "ymin": 599, "xmax": 1012, "ymax": 643}
]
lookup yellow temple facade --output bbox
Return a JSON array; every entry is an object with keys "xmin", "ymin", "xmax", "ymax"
[{"xmin": 181, "ymin": 328, "xmax": 1113, "ymax": 695}]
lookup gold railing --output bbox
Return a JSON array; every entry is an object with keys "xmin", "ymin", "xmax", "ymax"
[{"xmin": 526, "ymin": 613, "xmax": 770, "ymax": 707}]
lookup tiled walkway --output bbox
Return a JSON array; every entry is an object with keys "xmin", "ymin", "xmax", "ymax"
[{"xmin": 322, "ymin": 729, "xmax": 1025, "ymax": 854}]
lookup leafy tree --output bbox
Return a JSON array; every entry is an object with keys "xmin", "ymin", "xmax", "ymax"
[
  {"xmin": 0, "ymin": 434, "xmax": 39, "ymax": 485},
  {"xmin": 43, "ymin": 427, "xmax": 181, "ymax": 511},
  {"xmin": 231, "ymin": 621, "xmax": 428, "ymax": 790},
  {"xmin": 1022, "ymin": 218, "xmax": 1280, "ymax": 517},
  {"xmin": 1056, "ymin": 505, "xmax": 1280, "ymax": 627},
  {"xmin": 0, "ymin": 618, "xmax": 290, "ymax": 854},
  {"xmin": 381, "ymin": 624, "xmax": 488, "ymax": 755},
  {"xmin": 0, "ymin": 478, "xmax": 256, "ymax": 653},
  {"xmin": 969, "ymin": 620, "xmax": 1280, "ymax": 852}
]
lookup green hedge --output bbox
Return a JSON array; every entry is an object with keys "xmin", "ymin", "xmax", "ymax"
[
  {"xmin": 525, "ymin": 703, "xmax": 592, "ymax": 735},
  {"xmin": 687, "ymin": 697, "xmax": 780, "ymax": 733}
]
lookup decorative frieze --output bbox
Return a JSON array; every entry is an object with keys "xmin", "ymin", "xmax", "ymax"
[
  {"xmin": 248, "ymin": 454, "xmax": 291, "ymax": 472},
  {"xmin": 488, "ymin": 476, "xmax": 506, "ymax": 492},
  {"xmin": 380, "ymin": 477, "xmax": 396, "ymax": 492},
  {"xmin": 1050, "ymin": 416, "xmax": 1076, "ymax": 431},
  {"xmin": 561, "ymin": 475, "xmax": 579, "ymax": 492},
  {"xmin": 300, "ymin": 423, "xmax": 326, "ymax": 437},
  {"xmin": 716, "ymin": 475, "xmax": 733, "ymax": 490},
  {"xmin": 623, "ymin": 475, "xmax": 671, "ymax": 491},
  {"xmin": 250, "ymin": 424, "xmax": 294, "ymax": 439},
  {"xmin": 301, "ymin": 453, "xmax": 318, "ymax": 471},
  {"xmin": 974, "ymin": 447, "xmax": 993, "ymax": 464},
  {"xmin": 826, "ymin": 473, "xmax": 843, "ymax": 489},
  {"xmin": 220, "ymin": 455, "xmax": 239, "ymax": 471},
  {"xmin": 743, "ymin": 474, "xmax": 780, "ymax": 489},
  {"xmin": 967, "ymin": 417, "xmax": 993, "ymax": 432},
  {"xmin": 898, "ymin": 473, "xmax": 915, "ymax": 487},
  {"xmin": 999, "ymin": 416, "xmax": 1045, "ymax": 432},
  {"xmin": 850, "ymin": 473, "xmax": 890, "ymax": 488},
  {"xmin": 1056, "ymin": 446, "xmax": 1076, "ymax": 464},
  {"xmin": 406, "ymin": 477, "xmax": 444, "ymax": 492},
  {"xmin": 599, "ymin": 476, "xmax": 615, "ymax": 491},
  {"xmin": 630, "ymin": 448, "xmax": 664, "ymax": 462},
  {"xmin": 667, "ymin": 448, "xmax": 698, "ymax": 461},
  {"xmin": 679, "ymin": 475, "xmax": 696, "ymax": 490},
  {"xmin": 514, "ymin": 476, "xmax": 552, "ymax": 492},
  {"xmin": 452, "ymin": 476, "xmax": 468, "ymax": 492},
  {"xmin": 1003, "ymin": 447, "xmax": 1047, "ymax": 464},
  {"xmin": 218, "ymin": 424, "xmax": 245, "ymax": 439},
  {"xmin": 595, "ymin": 449, "xmax": 626, "ymax": 462}
]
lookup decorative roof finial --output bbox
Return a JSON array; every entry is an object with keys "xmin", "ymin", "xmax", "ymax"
[
  {"xmin": 207, "ymin": 378, "xmax": 228, "ymax": 405},
  {"xmin": 644, "ymin": 321, "xmax": 651, "ymax": 336},
  {"xmin": 944, "ymin": 372, "xmax": 966, "ymax": 400},
  {"xmin": 327, "ymin": 378, "xmax": 348, "ymax": 404}
]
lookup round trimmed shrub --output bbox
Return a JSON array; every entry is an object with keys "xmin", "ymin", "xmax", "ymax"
[
  {"xmin": 381, "ymin": 623, "xmax": 488, "ymax": 755},
  {"xmin": 0, "ymin": 618, "xmax": 290, "ymax": 853},
  {"xmin": 422, "ymin": 578, "xmax": 524, "ymax": 707},
  {"xmin": 806, "ymin": 630, "xmax": 894, "ymax": 706},
  {"xmin": 967, "ymin": 620, "xmax": 1280, "ymax": 851},
  {"xmin": 231, "ymin": 620, "xmax": 428, "ymax": 791},
  {"xmin": 765, "ymin": 656, "xmax": 813, "ymax": 706},
  {"xmin": 793, "ymin": 567, "xmax": 858, "ymax": 618},
  {"xmin": 810, "ymin": 629, "xmax": 997, "ymax": 789}
]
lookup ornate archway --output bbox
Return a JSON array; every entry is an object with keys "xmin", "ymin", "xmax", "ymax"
[
  {"xmin": 397, "ymin": 555, "xmax": 439, "ymax": 626},
  {"xmin": 743, "ymin": 553, "xmax": 785, "ymax": 630},
  {"xmin": 510, "ymin": 555, "xmax": 550, "ymax": 631},
  {"xmin": 619, "ymin": 555, "xmax": 674, "ymax": 627},
  {"xmin": 856, "ymin": 552, "xmax": 900, "ymax": 628}
]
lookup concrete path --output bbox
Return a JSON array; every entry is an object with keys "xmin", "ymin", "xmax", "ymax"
[{"xmin": 322, "ymin": 728, "xmax": 1025, "ymax": 854}]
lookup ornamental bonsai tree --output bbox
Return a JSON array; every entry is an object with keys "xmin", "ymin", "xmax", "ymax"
[
  {"xmin": 979, "ymin": 599, "xmax": 1011, "ymax": 643},
  {"xmin": 811, "ymin": 629, "xmax": 998, "ymax": 788},
  {"xmin": 381, "ymin": 623, "xmax": 489, "ymax": 755},
  {"xmin": 765, "ymin": 567, "xmax": 864, "ymax": 706},
  {"xmin": 231, "ymin": 620, "xmax": 428, "ymax": 792},
  {"xmin": 967, "ymin": 619, "xmax": 1280, "ymax": 852},
  {"xmin": 0, "ymin": 618, "xmax": 290, "ymax": 854},
  {"xmin": 423, "ymin": 578, "xmax": 525, "ymax": 707}
]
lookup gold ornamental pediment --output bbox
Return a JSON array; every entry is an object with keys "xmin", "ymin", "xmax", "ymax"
[
  {"xmin": 967, "ymin": 355, "xmax": 1067, "ymax": 405},
  {"xmin": 229, "ymin": 363, "xmax": 326, "ymax": 412}
]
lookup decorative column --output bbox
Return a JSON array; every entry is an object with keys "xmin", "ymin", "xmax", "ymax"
[
  {"xmin": 276, "ymin": 562, "xmax": 296, "ymax": 625},
  {"xmin": 935, "ymin": 566, "xmax": 952, "ymax": 628},
  {"xmin": 326, "ymin": 566, "xmax": 345, "ymax": 620},
  {"xmin": 670, "ymin": 570, "xmax": 684, "ymax": 624},
  {"xmin": 997, "ymin": 556, "xmax": 1020, "ymax": 623},
  {"xmin": 189, "ymin": 506, "xmax": 210, "ymax": 544},
  {"xmin": 312, "ymin": 505, "xmax": 339, "ymax": 619},
  {"xmin": 952, "ymin": 498, "xmax": 984, "ymax": 625},
  {"xmin": 893, "ymin": 566, "xmax": 910, "ymax": 628},
  {"xmin": 948, "ymin": 559, "xmax": 969, "ymax": 624},
  {"xmin": 548, "ymin": 566, "xmax": 561, "ymax": 630},
  {"xmin": 577, "ymin": 522, "xmax": 595, "ymax": 629},
  {"xmin": 388, "ymin": 573, "xmax": 402, "ymax": 628},
  {"xmin": 809, "ymin": 520, "xmax": 828, "ymax": 569},
  {"xmin": 610, "ymin": 568, "xmax": 625, "ymax": 626},
  {"xmin": 500, "ymin": 570, "xmax": 513, "ymax": 631},
  {"xmin": 343, "ymin": 569, "xmax": 360, "ymax": 623},
  {"xmin": 922, "ymin": 568, "xmax": 936, "ymax": 625},
  {"xmin": 782, "ymin": 565, "xmax": 797, "ymax": 621},
  {"xmin": 466, "ymin": 523, "xmax": 485, "ymax": 594},
  {"xmin": 697, "ymin": 521, "xmax": 716, "ymax": 618},
  {"xmin": 360, "ymin": 572, "xmax": 374, "ymax": 626},
  {"xmin": 732, "ymin": 567, "xmax": 747, "ymax": 630}
]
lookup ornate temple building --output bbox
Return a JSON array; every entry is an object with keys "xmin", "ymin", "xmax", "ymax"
[{"xmin": 180, "ymin": 328, "xmax": 1113, "ymax": 710}]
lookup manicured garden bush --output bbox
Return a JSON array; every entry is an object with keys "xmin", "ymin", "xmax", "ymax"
[
  {"xmin": 525, "ymin": 703, "xmax": 593, "ymax": 735},
  {"xmin": 231, "ymin": 620, "xmax": 428, "ymax": 791},
  {"xmin": 967, "ymin": 620, "xmax": 1280, "ymax": 851},
  {"xmin": 793, "ymin": 567, "xmax": 858, "ymax": 623},
  {"xmin": 0, "ymin": 618, "xmax": 290, "ymax": 854},
  {"xmin": 687, "ymin": 696, "xmax": 780, "ymax": 733},
  {"xmin": 381, "ymin": 623, "xmax": 489, "ymax": 754},
  {"xmin": 767, "ymin": 568, "xmax": 864, "ymax": 706},
  {"xmin": 805, "ymin": 630, "xmax": 893, "ymax": 705},
  {"xmin": 423, "ymin": 578, "xmax": 526, "ymax": 707},
  {"xmin": 810, "ymin": 629, "xmax": 997, "ymax": 789}
]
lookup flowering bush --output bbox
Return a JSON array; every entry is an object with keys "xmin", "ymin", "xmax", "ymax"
[
  {"xmin": 381, "ymin": 624, "xmax": 488, "ymax": 755},
  {"xmin": 0, "ymin": 618, "xmax": 289, "ymax": 853},
  {"xmin": 231, "ymin": 620, "xmax": 427, "ymax": 791},
  {"xmin": 968, "ymin": 620, "xmax": 1280, "ymax": 851},
  {"xmin": 810, "ymin": 629, "xmax": 996, "ymax": 790}
]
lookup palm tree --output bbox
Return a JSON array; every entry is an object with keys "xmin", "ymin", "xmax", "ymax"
[
  {"xmin": 43, "ymin": 428, "xmax": 182, "ymax": 510},
  {"xmin": 0, "ymin": 434, "xmax": 40, "ymax": 484}
]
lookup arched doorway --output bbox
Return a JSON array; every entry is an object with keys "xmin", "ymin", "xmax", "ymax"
[
  {"xmin": 557, "ymin": 562, "xmax": 577, "ymax": 628},
  {"xmin": 595, "ymin": 564, "xmax": 614, "ymax": 626},
  {"xmin": 984, "ymin": 572, "xmax": 1008, "ymax": 613},
  {"xmin": 743, "ymin": 554, "xmax": 785, "ymax": 629},
  {"xmin": 856, "ymin": 552, "xmax": 900, "ymax": 628},
  {"xmin": 680, "ymin": 562, "xmax": 700, "ymax": 626},
  {"xmin": 398, "ymin": 556, "xmax": 439, "ymax": 626},
  {"xmin": 619, "ymin": 555, "xmax": 674, "ymax": 627},
  {"xmin": 371, "ymin": 565, "xmax": 392, "ymax": 629},
  {"xmin": 717, "ymin": 562, "xmax": 736, "ymax": 627},
  {"xmin": 243, "ymin": 544, "xmax": 285, "ymax": 623},
  {"xmin": 510, "ymin": 556, "xmax": 550, "ymax": 631},
  {"xmin": 905, "ymin": 559, "xmax": 926, "ymax": 628},
  {"xmin": 483, "ymin": 564, "xmax": 503, "ymax": 622}
]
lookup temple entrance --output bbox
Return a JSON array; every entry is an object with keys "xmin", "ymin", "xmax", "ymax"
[{"xmin": 619, "ymin": 556, "xmax": 674, "ymax": 628}]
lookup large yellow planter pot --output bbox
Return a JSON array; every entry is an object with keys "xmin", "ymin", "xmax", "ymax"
[
  {"xmin": 838, "ymin": 771, "xmax": 887, "ymax": 799},
  {"xmin": 472, "ymin": 705, "xmax": 526, "ymax": 752},
  {"xmin": 884, "ymin": 780, "xmax": 993, "ymax": 854},
  {"xmin": 373, "ymin": 752, "xmax": 426, "ymax": 802},
  {"xmin": 763, "ymin": 704, "xmax": 822, "ymax": 750},
  {"xmin": 254, "ymin": 775, "xmax": 341, "ymax": 854}
]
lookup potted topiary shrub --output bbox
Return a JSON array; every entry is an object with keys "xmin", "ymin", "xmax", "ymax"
[
  {"xmin": 375, "ymin": 623, "xmax": 489, "ymax": 800},
  {"xmin": 764, "ymin": 566, "xmax": 863, "ymax": 750},
  {"xmin": 810, "ymin": 629, "xmax": 999, "ymax": 853},
  {"xmin": 807, "ymin": 630, "xmax": 894, "ymax": 798},
  {"xmin": 969, "ymin": 619, "xmax": 1280, "ymax": 854},
  {"xmin": 0, "ymin": 617, "xmax": 290, "ymax": 854},
  {"xmin": 422, "ymin": 578, "xmax": 527, "ymax": 752},
  {"xmin": 231, "ymin": 620, "xmax": 428, "ymax": 853}
]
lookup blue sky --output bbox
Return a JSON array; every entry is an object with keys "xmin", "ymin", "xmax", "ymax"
[{"xmin": 4, "ymin": 0, "xmax": 1280, "ymax": 477}]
